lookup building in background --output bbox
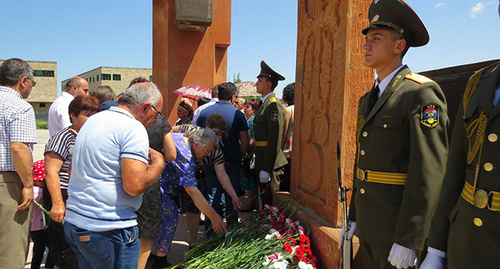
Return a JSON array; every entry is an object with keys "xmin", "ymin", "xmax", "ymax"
[
  {"xmin": 0, "ymin": 60, "xmax": 57, "ymax": 120},
  {"xmin": 61, "ymin": 66, "xmax": 152, "ymax": 95}
]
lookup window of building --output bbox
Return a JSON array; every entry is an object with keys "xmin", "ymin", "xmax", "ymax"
[
  {"xmin": 101, "ymin": 74, "xmax": 111, "ymax": 80},
  {"xmin": 39, "ymin": 103, "xmax": 46, "ymax": 108},
  {"xmin": 97, "ymin": 75, "xmax": 99, "ymax": 81},
  {"xmin": 33, "ymin": 70, "xmax": 55, "ymax": 77},
  {"xmin": 93, "ymin": 76, "xmax": 95, "ymax": 83},
  {"xmin": 113, "ymin": 74, "xmax": 121, "ymax": 81}
]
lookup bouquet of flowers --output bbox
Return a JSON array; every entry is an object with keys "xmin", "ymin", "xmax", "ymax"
[{"xmin": 168, "ymin": 201, "xmax": 317, "ymax": 269}]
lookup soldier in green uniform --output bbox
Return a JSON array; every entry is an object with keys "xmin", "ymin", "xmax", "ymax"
[
  {"xmin": 421, "ymin": 2, "xmax": 500, "ymax": 268},
  {"xmin": 253, "ymin": 61, "xmax": 288, "ymax": 206},
  {"xmin": 339, "ymin": 0, "xmax": 450, "ymax": 268}
]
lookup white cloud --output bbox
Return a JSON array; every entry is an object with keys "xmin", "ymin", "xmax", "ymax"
[
  {"xmin": 434, "ymin": 2, "xmax": 446, "ymax": 8},
  {"xmin": 470, "ymin": 3, "xmax": 485, "ymax": 19}
]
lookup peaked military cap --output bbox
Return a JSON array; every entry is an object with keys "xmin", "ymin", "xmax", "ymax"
[
  {"xmin": 362, "ymin": 0, "xmax": 429, "ymax": 47},
  {"xmin": 257, "ymin": 61, "xmax": 285, "ymax": 81}
]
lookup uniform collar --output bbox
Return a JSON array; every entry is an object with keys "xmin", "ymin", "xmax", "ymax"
[
  {"xmin": 376, "ymin": 65, "xmax": 404, "ymax": 97},
  {"xmin": 261, "ymin": 92, "xmax": 274, "ymax": 103}
]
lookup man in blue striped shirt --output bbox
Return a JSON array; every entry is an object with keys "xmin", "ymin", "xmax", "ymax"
[{"xmin": 0, "ymin": 58, "xmax": 38, "ymax": 268}]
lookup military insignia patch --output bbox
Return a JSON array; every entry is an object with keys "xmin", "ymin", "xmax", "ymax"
[
  {"xmin": 271, "ymin": 111, "xmax": 278, "ymax": 122},
  {"xmin": 421, "ymin": 105, "xmax": 439, "ymax": 128}
]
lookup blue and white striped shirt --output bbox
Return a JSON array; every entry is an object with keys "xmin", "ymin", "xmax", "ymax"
[{"xmin": 0, "ymin": 86, "xmax": 37, "ymax": 171}]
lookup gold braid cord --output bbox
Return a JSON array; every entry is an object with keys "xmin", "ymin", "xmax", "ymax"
[
  {"xmin": 462, "ymin": 70, "xmax": 485, "ymax": 165},
  {"xmin": 466, "ymin": 112, "xmax": 487, "ymax": 165},
  {"xmin": 463, "ymin": 72, "xmax": 482, "ymax": 112}
]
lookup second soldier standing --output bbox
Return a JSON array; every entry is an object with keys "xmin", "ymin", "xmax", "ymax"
[{"xmin": 253, "ymin": 61, "xmax": 288, "ymax": 206}]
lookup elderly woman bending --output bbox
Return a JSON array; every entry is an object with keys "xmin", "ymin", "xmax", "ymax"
[{"xmin": 153, "ymin": 128, "xmax": 226, "ymax": 257}]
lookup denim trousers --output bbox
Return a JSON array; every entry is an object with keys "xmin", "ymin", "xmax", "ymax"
[{"xmin": 64, "ymin": 221, "xmax": 139, "ymax": 269}]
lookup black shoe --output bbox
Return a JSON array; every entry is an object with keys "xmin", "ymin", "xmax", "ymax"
[{"xmin": 152, "ymin": 255, "xmax": 171, "ymax": 269}]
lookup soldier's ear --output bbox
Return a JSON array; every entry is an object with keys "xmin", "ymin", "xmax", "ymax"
[{"xmin": 394, "ymin": 39, "xmax": 406, "ymax": 55}]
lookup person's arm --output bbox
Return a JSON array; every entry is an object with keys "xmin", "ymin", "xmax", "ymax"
[
  {"xmin": 44, "ymin": 152, "xmax": 65, "ymax": 223},
  {"xmin": 183, "ymin": 185, "xmax": 227, "ymax": 234},
  {"xmin": 163, "ymin": 132, "xmax": 177, "ymax": 161},
  {"xmin": 239, "ymin": 130, "xmax": 249, "ymax": 156},
  {"xmin": 282, "ymin": 106, "xmax": 292, "ymax": 149},
  {"xmin": 393, "ymin": 82, "xmax": 449, "ymax": 250},
  {"xmin": 171, "ymin": 125, "xmax": 180, "ymax": 133},
  {"xmin": 11, "ymin": 142, "xmax": 34, "ymax": 211},
  {"xmin": 214, "ymin": 163, "xmax": 242, "ymax": 209},
  {"xmin": 122, "ymin": 148, "xmax": 165, "ymax": 196}
]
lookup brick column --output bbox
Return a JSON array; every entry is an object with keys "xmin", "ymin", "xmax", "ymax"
[
  {"xmin": 285, "ymin": 0, "xmax": 372, "ymax": 267},
  {"xmin": 153, "ymin": 0, "xmax": 231, "ymax": 122}
]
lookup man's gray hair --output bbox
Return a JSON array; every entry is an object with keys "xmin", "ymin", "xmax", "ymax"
[
  {"xmin": 120, "ymin": 82, "xmax": 161, "ymax": 109},
  {"xmin": 185, "ymin": 128, "xmax": 218, "ymax": 148},
  {"xmin": 0, "ymin": 58, "xmax": 33, "ymax": 87}
]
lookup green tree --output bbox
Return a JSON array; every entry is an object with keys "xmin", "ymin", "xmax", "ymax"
[{"xmin": 232, "ymin": 73, "xmax": 242, "ymax": 84}]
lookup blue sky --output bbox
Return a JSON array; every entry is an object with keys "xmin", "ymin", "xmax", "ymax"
[{"xmin": 0, "ymin": 0, "xmax": 498, "ymax": 98}]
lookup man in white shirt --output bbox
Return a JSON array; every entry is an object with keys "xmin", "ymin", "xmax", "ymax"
[
  {"xmin": 48, "ymin": 76, "xmax": 89, "ymax": 136},
  {"xmin": 192, "ymin": 84, "xmax": 219, "ymax": 124}
]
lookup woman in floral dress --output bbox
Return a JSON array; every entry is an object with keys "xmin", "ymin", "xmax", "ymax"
[{"xmin": 152, "ymin": 128, "xmax": 227, "ymax": 264}]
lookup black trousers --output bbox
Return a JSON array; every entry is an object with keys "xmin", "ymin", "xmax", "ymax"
[
  {"xmin": 29, "ymin": 230, "xmax": 53, "ymax": 269},
  {"xmin": 43, "ymin": 186, "xmax": 79, "ymax": 269}
]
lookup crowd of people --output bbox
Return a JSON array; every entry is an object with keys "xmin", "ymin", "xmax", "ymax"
[{"xmin": 0, "ymin": 55, "xmax": 294, "ymax": 269}]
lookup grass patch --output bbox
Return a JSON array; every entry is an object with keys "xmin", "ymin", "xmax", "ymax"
[{"xmin": 36, "ymin": 119, "xmax": 48, "ymax": 129}]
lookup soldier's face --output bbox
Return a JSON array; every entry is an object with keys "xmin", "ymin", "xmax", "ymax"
[
  {"xmin": 363, "ymin": 29, "xmax": 404, "ymax": 71},
  {"xmin": 256, "ymin": 77, "xmax": 271, "ymax": 95}
]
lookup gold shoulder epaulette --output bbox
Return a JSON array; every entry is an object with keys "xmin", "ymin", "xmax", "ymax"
[
  {"xmin": 404, "ymin": 73, "xmax": 433, "ymax": 85},
  {"xmin": 269, "ymin": 96, "xmax": 277, "ymax": 103},
  {"xmin": 462, "ymin": 63, "xmax": 498, "ymax": 111}
]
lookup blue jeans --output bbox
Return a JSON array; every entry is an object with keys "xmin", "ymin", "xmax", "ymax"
[{"xmin": 63, "ymin": 221, "xmax": 139, "ymax": 269}]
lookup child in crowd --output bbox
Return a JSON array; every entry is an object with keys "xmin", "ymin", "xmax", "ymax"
[{"xmin": 29, "ymin": 160, "xmax": 53, "ymax": 269}]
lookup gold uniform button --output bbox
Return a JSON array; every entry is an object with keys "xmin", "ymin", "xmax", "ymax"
[
  {"xmin": 362, "ymin": 131, "xmax": 368, "ymax": 137},
  {"xmin": 488, "ymin": 133, "xmax": 498, "ymax": 142},
  {"xmin": 383, "ymin": 124, "xmax": 388, "ymax": 129},
  {"xmin": 360, "ymin": 150, "xmax": 366, "ymax": 156},
  {"xmin": 360, "ymin": 188, "xmax": 365, "ymax": 194},
  {"xmin": 473, "ymin": 217, "xmax": 483, "ymax": 227},
  {"xmin": 484, "ymin": 162, "xmax": 494, "ymax": 172}
]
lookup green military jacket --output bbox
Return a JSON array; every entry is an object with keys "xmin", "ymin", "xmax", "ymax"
[
  {"xmin": 427, "ymin": 62, "xmax": 500, "ymax": 268},
  {"xmin": 348, "ymin": 65, "xmax": 449, "ymax": 250},
  {"xmin": 253, "ymin": 92, "xmax": 288, "ymax": 175}
]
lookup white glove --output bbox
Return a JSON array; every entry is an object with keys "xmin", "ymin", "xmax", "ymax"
[
  {"xmin": 338, "ymin": 222, "xmax": 356, "ymax": 249},
  {"xmin": 420, "ymin": 247, "xmax": 446, "ymax": 269},
  {"xmin": 388, "ymin": 243, "xmax": 417, "ymax": 269},
  {"xmin": 259, "ymin": 170, "xmax": 271, "ymax": 183}
]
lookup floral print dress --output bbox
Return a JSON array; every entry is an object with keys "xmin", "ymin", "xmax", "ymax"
[{"xmin": 153, "ymin": 133, "xmax": 197, "ymax": 253}]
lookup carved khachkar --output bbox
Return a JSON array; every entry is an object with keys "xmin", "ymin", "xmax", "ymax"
[{"xmin": 292, "ymin": 0, "xmax": 372, "ymax": 227}]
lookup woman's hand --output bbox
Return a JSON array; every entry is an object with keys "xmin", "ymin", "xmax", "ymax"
[
  {"xmin": 209, "ymin": 214, "xmax": 227, "ymax": 234},
  {"xmin": 50, "ymin": 201, "xmax": 66, "ymax": 223}
]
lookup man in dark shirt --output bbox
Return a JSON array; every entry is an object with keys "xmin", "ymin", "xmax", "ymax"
[{"xmin": 197, "ymin": 82, "xmax": 248, "ymax": 233}]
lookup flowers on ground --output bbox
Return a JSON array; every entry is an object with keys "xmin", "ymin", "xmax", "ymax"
[{"xmin": 169, "ymin": 200, "xmax": 317, "ymax": 269}]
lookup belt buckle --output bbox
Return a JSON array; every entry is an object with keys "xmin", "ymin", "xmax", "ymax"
[
  {"xmin": 474, "ymin": 189, "xmax": 489, "ymax": 209},
  {"xmin": 357, "ymin": 169, "xmax": 369, "ymax": 181},
  {"xmin": 487, "ymin": 191, "xmax": 499, "ymax": 211}
]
